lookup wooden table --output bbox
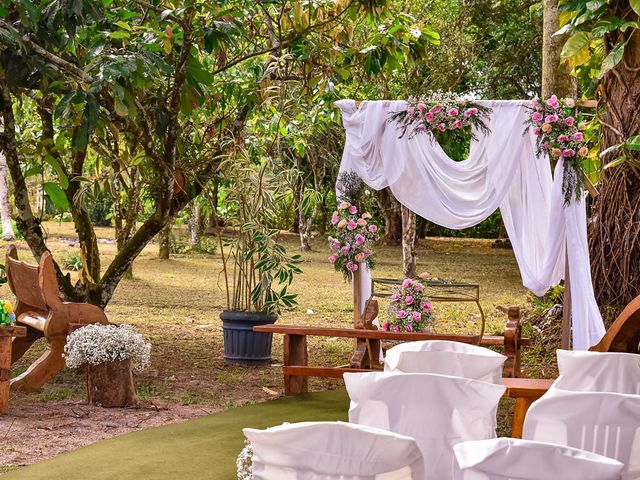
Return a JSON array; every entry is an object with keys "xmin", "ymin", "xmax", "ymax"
[
  {"xmin": 0, "ymin": 325, "xmax": 27, "ymax": 414},
  {"xmin": 256, "ymin": 324, "xmax": 549, "ymax": 437}
]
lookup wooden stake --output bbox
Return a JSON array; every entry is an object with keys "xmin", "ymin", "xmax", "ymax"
[{"xmin": 562, "ymin": 250, "xmax": 572, "ymax": 349}]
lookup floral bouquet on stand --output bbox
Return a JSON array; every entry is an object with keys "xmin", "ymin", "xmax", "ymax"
[
  {"xmin": 384, "ymin": 278, "xmax": 434, "ymax": 332},
  {"xmin": 0, "ymin": 300, "xmax": 16, "ymax": 326},
  {"xmin": 526, "ymin": 95, "xmax": 590, "ymax": 204},
  {"xmin": 328, "ymin": 201, "xmax": 379, "ymax": 280}
]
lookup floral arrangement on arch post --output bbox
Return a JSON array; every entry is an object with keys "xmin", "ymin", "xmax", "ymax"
[
  {"xmin": 328, "ymin": 201, "xmax": 379, "ymax": 280},
  {"xmin": 389, "ymin": 94, "xmax": 492, "ymax": 140},
  {"xmin": 384, "ymin": 278, "xmax": 434, "ymax": 332},
  {"xmin": 526, "ymin": 95, "xmax": 590, "ymax": 204},
  {"xmin": 0, "ymin": 300, "xmax": 16, "ymax": 326}
]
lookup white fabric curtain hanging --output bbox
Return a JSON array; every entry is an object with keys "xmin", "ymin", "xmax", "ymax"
[{"xmin": 335, "ymin": 99, "xmax": 605, "ymax": 350}]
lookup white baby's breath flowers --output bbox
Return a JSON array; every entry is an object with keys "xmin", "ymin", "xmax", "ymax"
[
  {"xmin": 236, "ymin": 440, "xmax": 253, "ymax": 480},
  {"xmin": 64, "ymin": 324, "xmax": 151, "ymax": 371}
]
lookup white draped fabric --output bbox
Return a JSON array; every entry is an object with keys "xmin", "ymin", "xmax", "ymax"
[{"xmin": 336, "ymin": 99, "xmax": 605, "ymax": 350}]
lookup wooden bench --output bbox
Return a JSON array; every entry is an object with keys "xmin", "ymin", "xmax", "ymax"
[
  {"xmin": 7, "ymin": 245, "xmax": 109, "ymax": 392},
  {"xmin": 256, "ymin": 323, "xmax": 550, "ymax": 437}
]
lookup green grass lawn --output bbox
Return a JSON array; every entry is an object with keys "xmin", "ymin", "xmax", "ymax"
[{"xmin": 4, "ymin": 221, "xmax": 556, "ymax": 440}]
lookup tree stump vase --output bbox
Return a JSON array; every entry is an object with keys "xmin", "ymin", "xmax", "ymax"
[{"xmin": 87, "ymin": 359, "xmax": 137, "ymax": 407}]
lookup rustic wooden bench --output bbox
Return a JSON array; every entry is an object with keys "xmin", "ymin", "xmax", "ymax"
[
  {"xmin": 255, "ymin": 323, "xmax": 549, "ymax": 437},
  {"xmin": 6, "ymin": 245, "xmax": 109, "ymax": 392}
]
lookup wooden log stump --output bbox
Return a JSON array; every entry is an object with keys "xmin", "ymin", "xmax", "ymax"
[{"xmin": 87, "ymin": 359, "xmax": 137, "ymax": 407}]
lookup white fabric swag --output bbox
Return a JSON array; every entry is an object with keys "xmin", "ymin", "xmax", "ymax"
[{"xmin": 335, "ymin": 99, "xmax": 605, "ymax": 350}]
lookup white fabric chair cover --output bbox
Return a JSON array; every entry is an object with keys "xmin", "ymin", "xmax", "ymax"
[
  {"xmin": 344, "ymin": 372, "xmax": 506, "ymax": 480},
  {"xmin": 523, "ymin": 390, "xmax": 640, "ymax": 480},
  {"xmin": 383, "ymin": 340, "xmax": 506, "ymax": 384},
  {"xmin": 452, "ymin": 437, "xmax": 624, "ymax": 480},
  {"xmin": 551, "ymin": 349, "xmax": 640, "ymax": 394},
  {"xmin": 243, "ymin": 421, "xmax": 425, "ymax": 480}
]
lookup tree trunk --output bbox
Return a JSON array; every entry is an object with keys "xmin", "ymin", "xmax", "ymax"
[
  {"xmin": 0, "ymin": 151, "xmax": 15, "ymax": 241},
  {"xmin": 542, "ymin": 0, "xmax": 577, "ymax": 99},
  {"xmin": 158, "ymin": 222, "xmax": 172, "ymax": 260},
  {"xmin": 402, "ymin": 205, "xmax": 417, "ymax": 278},
  {"xmin": 189, "ymin": 200, "xmax": 201, "ymax": 246},
  {"xmin": 589, "ymin": 27, "xmax": 640, "ymax": 320},
  {"xmin": 374, "ymin": 188, "xmax": 403, "ymax": 246},
  {"xmin": 86, "ymin": 359, "xmax": 137, "ymax": 407}
]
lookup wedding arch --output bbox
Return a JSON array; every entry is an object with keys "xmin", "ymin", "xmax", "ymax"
[{"xmin": 335, "ymin": 99, "xmax": 604, "ymax": 351}]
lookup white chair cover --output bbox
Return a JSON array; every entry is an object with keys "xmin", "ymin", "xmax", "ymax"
[
  {"xmin": 523, "ymin": 390, "xmax": 640, "ymax": 480},
  {"xmin": 452, "ymin": 437, "xmax": 624, "ymax": 480},
  {"xmin": 344, "ymin": 372, "xmax": 506, "ymax": 480},
  {"xmin": 551, "ymin": 349, "xmax": 640, "ymax": 394},
  {"xmin": 243, "ymin": 421, "xmax": 425, "ymax": 480},
  {"xmin": 383, "ymin": 340, "xmax": 506, "ymax": 384}
]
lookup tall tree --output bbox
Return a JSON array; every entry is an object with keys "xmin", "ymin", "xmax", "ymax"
[
  {"xmin": 0, "ymin": 150, "xmax": 14, "ymax": 240},
  {"xmin": 542, "ymin": 0, "xmax": 577, "ymax": 98},
  {"xmin": 559, "ymin": 0, "xmax": 640, "ymax": 317}
]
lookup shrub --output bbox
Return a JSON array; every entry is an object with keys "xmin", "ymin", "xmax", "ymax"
[{"xmin": 62, "ymin": 253, "xmax": 83, "ymax": 271}]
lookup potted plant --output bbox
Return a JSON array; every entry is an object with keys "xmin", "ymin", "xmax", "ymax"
[
  {"xmin": 64, "ymin": 324, "xmax": 151, "ymax": 407},
  {"xmin": 215, "ymin": 155, "xmax": 302, "ymax": 366}
]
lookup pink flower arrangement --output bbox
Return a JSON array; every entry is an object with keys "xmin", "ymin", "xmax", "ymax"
[
  {"xmin": 384, "ymin": 278, "xmax": 435, "ymax": 333},
  {"xmin": 390, "ymin": 97, "xmax": 490, "ymax": 141},
  {"xmin": 328, "ymin": 201, "xmax": 380, "ymax": 279},
  {"xmin": 527, "ymin": 95, "xmax": 591, "ymax": 203}
]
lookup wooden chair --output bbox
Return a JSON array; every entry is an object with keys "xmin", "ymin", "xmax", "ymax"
[
  {"xmin": 6, "ymin": 245, "xmax": 108, "ymax": 392},
  {"xmin": 590, "ymin": 294, "xmax": 640, "ymax": 353}
]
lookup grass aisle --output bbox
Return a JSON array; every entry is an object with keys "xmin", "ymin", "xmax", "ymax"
[{"xmin": 4, "ymin": 389, "xmax": 349, "ymax": 480}]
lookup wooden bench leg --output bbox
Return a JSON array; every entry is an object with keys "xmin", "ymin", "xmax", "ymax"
[
  {"xmin": 503, "ymin": 307, "xmax": 522, "ymax": 378},
  {"xmin": 512, "ymin": 397, "xmax": 534, "ymax": 439},
  {"xmin": 11, "ymin": 327, "xmax": 43, "ymax": 363},
  {"xmin": 284, "ymin": 334, "xmax": 308, "ymax": 396},
  {"xmin": 11, "ymin": 335, "xmax": 66, "ymax": 393}
]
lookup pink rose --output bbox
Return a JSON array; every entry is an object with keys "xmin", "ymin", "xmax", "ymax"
[
  {"xmin": 355, "ymin": 234, "xmax": 365, "ymax": 245},
  {"xmin": 405, "ymin": 324, "xmax": 413, "ymax": 332},
  {"xmin": 565, "ymin": 116, "xmax": 575, "ymax": 126},
  {"xmin": 414, "ymin": 282, "xmax": 425, "ymax": 292},
  {"xmin": 562, "ymin": 148, "xmax": 576, "ymax": 157},
  {"xmin": 464, "ymin": 107, "xmax": 478, "ymax": 117},
  {"xmin": 349, "ymin": 205, "xmax": 358, "ymax": 214},
  {"xmin": 329, "ymin": 238, "xmax": 340, "ymax": 250},
  {"xmin": 546, "ymin": 95, "xmax": 559, "ymax": 108},
  {"xmin": 402, "ymin": 278, "xmax": 413, "ymax": 287},
  {"xmin": 451, "ymin": 119, "xmax": 463, "ymax": 129},
  {"xmin": 393, "ymin": 325, "xmax": 401, "ymax": 332},
  {"xmin": 552, "ymin": 148, "xmax": 562, "ymax": 158},
  {"xmin": 545, "ymin": 115, "xmax": 558, "ymax": 123},
  {"xmin": 407, "ymin": 107, "xmax": 415, "ymax": 117},
  {"xmin": 531, "ymin": 112, "xmax": 543, "ymax": 122},
  {"xmin": 362, "ymin": 248, "xmax": 371, "ymax": 256},
  {"xmin": 357, "ymin": 218, "xmax": 367, "ymax": 227},
  {"xmin": 355, "ymin": 253, "xmax": 365, "ymax": 263},
  {"xmin": 391, "ymin": 293, "xmax": 401, "ymax": 301},
  {"xmin": 532, "ymin": 96, "xmax": 540, "ymax": 108},
  {"xmin": 412, "ymin": 311, "xmax": 421, "ymax": 321},
  {"xmin": 416, "ymin": 124, "xmax": 427, "ymax": 133},
  {"xmin": 422, "ymin": 302, "xmax": 432, "ymax": 313},
  {"xmin": 362, "ymin": 213, "xmax": 372, "ymax": 219},
  {"xmin": 396, "ymin": 310, "xmax": 407, "ymax": 319},
  {"xmin": 430, "ymin": 105, "xmax": 442, "ymax": 114},
  {"xmin": 557, "ymin": 134, "xmax": 569, "ymax": 143},
  {"xmin": 447, "ymin": 108, "xmax": 459, "ymax": 117},
  {"xmin": 572, "ymin": 132, "xmax": 584, "ymax": 141},
  {"xmin": 328, "ymin": 254, "xmax": 338, "ymax": 264},
  {"xmin": 331, "ymin": 212, "xmax": 340, "ymax": 225},
  {"xmin": 341, "ymin": 245, "xmax": 350, "ymax": 254},
  {"xmin": 564, "ymin": 98, "xmax": 575, "ymax": 108},
  {"xmin": 339, "ymin": 201, "xmax": 350, "ymax": 210},
  {"xmin": 347, "ymin": 220, "xmax": 357, "ymax": 230},
  {"xmin": 368, "ymin": 224, "xmax": 378, "ymax": 234},
  {"xmin": 437, "ymin": 123, "xmax": 446, "ymax": 132},
  {"xmin": 542, "ymin": 123, "xmax": 552, "ymax": 133},
  {"xmin": 533, "ymin": 127, "xmax": 541, "ymax": 136},
  {"xmin": 383, "ymin": 322, "xmax": 390, "ymax": 331},
  {"xmin": 337, "ymin": 219, "xmax": 347, "ymax": 229},
  {"xmin": 405, "ymin": 295, "xmax": 414, "ymax": 305},
  {"xmin": 417, "ymin": 103, "xmax": 427, "ymax": 111},
  {"xmin": 347, "ymin": 262, "xmax": 358, "ymax": 271},
  {"xmin": 424, "ymin": 112, "xmax": 434, "ymax": 122},
  {"xmin": 579, "ymin": 146, "xmax": 589, "ymax": 157}
]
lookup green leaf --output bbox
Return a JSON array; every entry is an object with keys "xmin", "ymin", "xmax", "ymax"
[
  {"xmin": 603, "ymin": 156, "xmax": 627, "ymax": 170},
  {"xmin": 43, "ymin": 155, "xmax": 69, "ymax": 189},
  {"xmin": 626, "ymin": 135, "xmax": 640, "ymax": 151},
  {"xmin": 600, "ymin": 42, "xmax": 626, "ymax": 77},
  {"xmin": 561, "ymin": 32, "xmax": 592, "ymax": 66},
  {"xmin": 43, "ymin": 182, "xmax": 69, "ymax": 211},
  {"xmin": 631, "ymin": 0, "xmax": 640, "ymax": 16}
]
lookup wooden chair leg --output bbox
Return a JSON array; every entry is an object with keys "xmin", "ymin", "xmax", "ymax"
[
  {"xmin": 11, "ymin": 335, "xmax": 66, "ymax": 393},
  {"xmin": 503, "ymin": 307, "xmax": 522, "ymax": 378},
  {"xmin": 284, "ymin": 334, "xmax": 308, "ymax": 396},
  {"xmin": 11, "ymin": 328, "xmax": 43, "ymax": 363},
  {"xmin": 512, "ymin": 397, "xmax": 534, "ymax": 439}
]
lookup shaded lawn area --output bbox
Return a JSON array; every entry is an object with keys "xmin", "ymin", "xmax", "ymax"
[{"xmin": 1, "ymin": 221, "xmax": 556, "ymax": 472}]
